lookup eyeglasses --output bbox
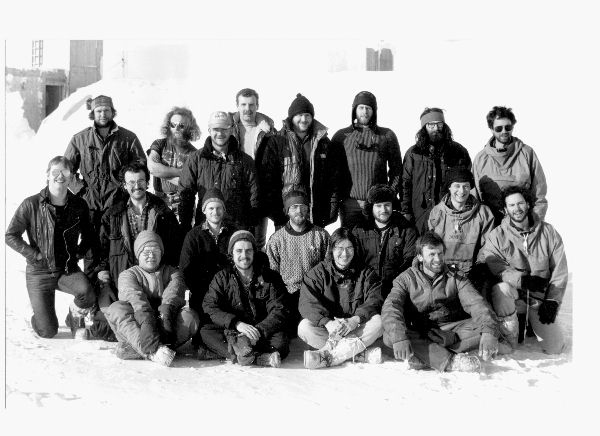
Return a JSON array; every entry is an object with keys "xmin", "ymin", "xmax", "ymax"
[
  {"xmin": 333, "ymin": 245, "xmax": 354, "ymax": 254},
  {"xmin": 140, "ymin": 247, "xmax": 161, "ymax": 257},
  {"xmin": 50, "ymin": 169, "xmax": 71, "ymax": 177},
  {"xmin": 125, "ymin": 180, "xmax": 148, "ymax": 188},
  {"xmin": 169, "ymin": 122, "xmax": 186, "ymax": 130},
  {"xmin": 493, "ymin": 125, "xmax": 513, "ymax": 133},
  {"xmin": 426, "ymin": 122, "xmax": 444, "ymax": 129}
]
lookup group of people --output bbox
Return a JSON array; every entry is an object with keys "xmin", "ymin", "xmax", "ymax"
[{"xmin": 6, "ymin": 88, "xmax": 568, "ymax": 373}]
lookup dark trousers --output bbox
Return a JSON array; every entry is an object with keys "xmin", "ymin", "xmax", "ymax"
[
  {"xmin": 83, "ymin": 208, "xmax": 104, "ymax": 278},
  {"xmin": 285, "ymin": 291, "xmax": 301, "ymax": 339},
  {"xmin": 200, "ymin": 323, "xmax": 290, "ymax": 361},
  {"xmin": 25, "ymin": 266, "xmax": 95, "ymax": 338}
]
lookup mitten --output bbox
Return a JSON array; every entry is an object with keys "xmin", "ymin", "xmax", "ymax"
[
  {"xmin": 134, "ymin": 310, "xmax": 161, "ymax": 355},
  {"xmin": 158, "ymin": 304, "xmax": 179, "ymax": 347},
  {"xmin": 538, "ymin": 300, "xmax": 559, "ymax": 324}
]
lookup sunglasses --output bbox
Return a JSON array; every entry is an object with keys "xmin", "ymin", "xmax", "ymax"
[
  {"xmin": 169, "ymin": 122, "xmax": 186, "ymax": 130},
  {"xmin": 426, "ymin": 122, "xmax": 444, "ymax": 129},
  {"xmin": 493, "ymin": 125, "xmax": 513, "ymax": 133}
]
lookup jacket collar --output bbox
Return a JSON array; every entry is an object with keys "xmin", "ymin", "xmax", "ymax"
[
  {"xmin": 281, "ymin": 118, "xmax": 328, "ymax": 142},
  {"xmin": 231, "ymin": 111, "xmax": 274, "ymax": 133},
  {"xmin": 39, "ymin": 186, "xmax": 75, "ymax": 205},
  {"xmin": 199, "ymin": 135, "xmax": 242, "ymax": 159}
]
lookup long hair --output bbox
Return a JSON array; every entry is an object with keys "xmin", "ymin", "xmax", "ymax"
[
  {"xmin": 414, "ymin": 123, "xmax": 454, "ymax": 152},
  {"xmin": 160, "ymin": 106, "xmax": 201, "ymax": 142},
  {"xmin": 326, "ymin": 227, "xmax": 362, "ymax": 269}
]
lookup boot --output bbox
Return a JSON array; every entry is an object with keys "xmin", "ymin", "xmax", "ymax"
[
  {"xmin": 304, "ymin": 336, "xmax": 367, "ymax": 369},
  {"xmin": 226, "ymin": 331, "xmax": 254, "ymax": 361},
  {"xmin": 196, "ymin": 346, "xmax": 224, "ymax": 361},
  {"xmin": 255, "ymin": 351, "xmax": 281, "ymax": 368},
  {"xmin": 354, "ymin": 347, "xmax": 383, "ymax": 364},
  {"xmin": 147, "ymin": 345, "xmax": 176, "ymax": 367},
  {"xmin": 499, "ymin": 312, "xmax": 519, "ymax": 348},
  {"xmin": 407, "ymin": 355, "xmax": 428, "ymax": 370},
  {"xmin": 67, "ymin": 302, "xmax": 93, "ymax": 340},
  {"xmin": 114, "ymin": 342, "xmax": 144, "ymax": 360},
  {"xmin": 446, "ymin": 353, "xmax": 481, "ymax": 373}
]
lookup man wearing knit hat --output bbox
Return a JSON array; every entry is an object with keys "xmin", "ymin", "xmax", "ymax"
[
  {"xmin": 104, "ymin": 231, "xmax": 199, "ymax": 366},
  {"xmin": 352, "ymin": 184, "xmax": 417, "ymax": 298},
  {"xmin": 266, "ymin": 190, "xmax": 329, "ymax": 336},
  {"xmin": 401, "ymin": 107, "xmax": 471, "ymax": 234},
  {"xmin": 65, "ymin": 95, "xmax": 146, "ymax": 277},
  {"xmin": 178, "ymin": 111, "xmax": 258, "ymax": 234},
  {"xmin": 331, "ymin": 91, "xmax": 403, "ymax": 229},
  {"xmin": 259, "ymin": 93, "xmax": 347, "ymax": 229},
  {"xmin": 427, "ymin": 168, "xmax": 494, "ymax": 287},
  {"xmin": 201, "ymin": 230, "xmax": 290, "ymax": 367}
]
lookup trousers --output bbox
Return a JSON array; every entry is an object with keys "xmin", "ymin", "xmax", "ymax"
[{"xmin": 298, "ymin": 314, "xmax": 383, "ymax": 350}]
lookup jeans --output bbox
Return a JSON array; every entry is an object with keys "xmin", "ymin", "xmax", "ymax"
[
  {"xmin": 492, "ymin": 282, "xmax": 565, "ymax": 354},
  {"xmin": 298, "ymin": 315, "xmax": 383, "ymax": 350},
  {"xmin": 339, "ymin": 198, "xmax": 366, "ymax": 230},
  {"xmin": 25, "ymin": 266, "xmax": 96, "ymax": 338}
]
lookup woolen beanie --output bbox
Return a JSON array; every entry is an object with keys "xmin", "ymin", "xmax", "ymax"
[
  {"xmin": 444, "ymin": 167, "xmax": 475, "ymax": 192},
  {"xmin": 87, "ymin": 95, "xmax": 114, "ymax": 110},
  {"xmin": 288, "ymin": 93, "xmax": 315, "ymax": 119},
  {"xmin": 228, "ymin": 230, "xmax": 257, "ymax": 255},
  {"xmin": 283, "ymin": 189, "xmax": 309, "ymax": 215},
  {"xmin": 134, "ymin": 230, "xmax": 164, "ymax": 259},
  {"xmin": 352, "ymin": 91, "xmax": 378, "ymax": 126},
  {"xmin": 202, "ymin": 187, "xmax": 226, "ymax": 213}
]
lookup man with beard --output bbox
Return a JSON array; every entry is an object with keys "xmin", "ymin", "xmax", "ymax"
[
  {"xmin": 229, "ymin": 88, "xmax": 276, "ymax": 251},
  {"xmin": 352, "ymin": 184, "xmax": 417, "ymax": 298},
  {"xmin": 65, "ymin": 95, "xmax": 146, "ymax": 276},
  {"xmin": 473, "ymin": 106, "xmax": 548, "ymax": 225},
  {"xmin": 260, "ymin": 93, "xmax": 347, "ymax": 229},
  {"xmin": 382, "ymin": 231, "xmax": 505, "ymax": 372},
  {"xmin": 266, "ymin": 190, "xmax": 329, "ymax": 336},
  {"xmin": 147, "ymin": 107, "xmax": 200, "ymax": 218},
  {"xmin": 401, "ymin": 108, "xmax": 471, "ymax": 234},
  {"xmin": 201, "ymin": 231, "xmax": 289, "ymax": 367},
  {"xmin": 478, "ymin": 187, "xmax": 567, "ymax": 354},
  {"xmin": 331, "ymin": 91, "xmax": 402, "ymax": 229},
  {"xmin": 178, "ymin": 111, "xmax": 258, "ymax": 234}
]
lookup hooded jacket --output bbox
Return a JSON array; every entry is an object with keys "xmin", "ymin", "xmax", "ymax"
[
  {"xmin": 382, "ymin": 257, "xmax": 499, "ymax": 345},
  {"xmin": 259, "ymin": 119, "xmax": 346, "ymax": 227},
  {"xmin": 178, "ymin": 136, "xmax": 258, "ymax": 232},
  {"xmin": 298, "ymin": 259, "xmax": 383, "ymax": 327},
  {"xmin": 472, "ymin": 137, "xmax": 547, "ymax": 221},
  {"xmin": 6, "ymin": 187, "xmax": 95, "ymax": 273},
  {"xmin": 477, "ymin": 213, "xmax": 568, "ymax": 303},
  {"xmin": 427, "ymin": 194, "xmax": 495, "ymax": 274}
]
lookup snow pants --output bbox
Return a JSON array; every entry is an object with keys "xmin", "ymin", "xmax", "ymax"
[
  {"xmin": 25, "ymin": 266, "xmax": 96, "ymax": 338},
  {"xmin": 105, "ymin": 301, "xmax": 199, "ymax": 357},
  {"xmin": 298, "ymin": 314, "xmax": 383, "ymax": 350},
  {"xmin": 492, "ymin": 282, "xmax": 565, "ymax": 354},
  {"xmin": 200, "ymin": 323, "xmax": 290, "ymax": 361}
]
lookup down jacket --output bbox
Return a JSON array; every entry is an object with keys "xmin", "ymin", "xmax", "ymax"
[
  {"xmin": 299, "ymin": 260, "xmax": 383, "ymax": 327},
  {"xmin": 382, "ymin": 257, "xmax": 499, "ymax": 345},
  {"xmin": 5, "ymin": 187, "xmax": 95, "ymax": 273},
  {"xmin": 477, "ymin": 213, "xmax": 568, "ymax": 303},
  {"xmin": 202, "ymin": 253, "xmax": 288, "ymax": 338}
]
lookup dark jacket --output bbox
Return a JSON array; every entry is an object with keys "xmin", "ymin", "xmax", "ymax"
[
  {"xmin": 299, "ymin": 259, "xmax": 383, "ymax": 327},
  {"xmin": 202, "ymin": 252, "xmax": 288, "ymax": 338},
  {"xmin": 64, "ymin": 122, "xmax": 146, "ymax": 212},
  {"xmin": 352, "ymin": 212, "xmax": 418, "ymax": 298},
  {"xmin": 178, "ymin": 136, "xmax": 258, "ymax": 232},
  {"xmin": 259, "ymin": 119, "xmax": 346, "ymax": 227},
  {"xmin": 401, "ymin": 141, "xmax": 471, "ymax": 233},
  {"xmin": 6, "ymin": 187, "xmax": 95, "ymax": 273},
  {"xmin": 179, "ymin": 220, "xmax": 239, "ymax": 314},
  {"xmin": 382, "ymin": 258, "xmax": 499, "ymax": 345},
  {"xmin": 98, "ymin": 192, "xmax": 181, "ymax": 284}
]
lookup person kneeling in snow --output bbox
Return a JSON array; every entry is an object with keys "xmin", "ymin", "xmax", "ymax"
[
  {"xmin": 382, "ymin": 231, "xmax": 508, "ymax": 373},
  {"xmin": 200, "ymin": 231, "xmax": 289, "ymax": 367},
  {"xmin": 299, "ymin": 228, "xmax": 384, "ymax": 369},
  {"xmin": 105, "ymin": 231, "xmax": 199, "ymax": 366}
]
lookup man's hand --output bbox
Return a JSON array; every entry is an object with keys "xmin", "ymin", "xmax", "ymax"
[
  {"xmin": 325, "ymin": 319, "xmax": 344, "ymax": 336},
  {"xmin": 97, "ymin": 270, "xmax": 111, "ymax": 283},
  {"xmin": 337, "ymin": 316, "xmax": 361, "ymax": 336},
  {"xmin": 36, "ymin": 251, "xmax": 43, "ymax": 261},
  {"xmin": 236, "ymin": 322, "xmax": 260, "ymax": 344},
  {"xmin": 538, "ymin": 300, "xmax": 559, "ymax": 324},
  {"xmin": 392, "ymin": 340, "xmax": 413, "ymax": 361},
  {"xmin": 478, "ymin": 332, "xmax": 499, "ymax": 362}
]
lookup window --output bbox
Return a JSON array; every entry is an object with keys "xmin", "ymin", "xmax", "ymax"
[{"xmin": 32, "ymin": 40, "xmax": 43, "ymax": 68}]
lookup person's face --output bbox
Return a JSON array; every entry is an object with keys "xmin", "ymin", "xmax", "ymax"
[
  {"xmin": 492, "ymin": 117, "xmax": 514, "ymax": 148},
  {"xmin": 504, "ymin": 193, "xmax": 530, "ymax": 224},
  {"xmin": 138, "ymin": 242, "xmax": 162, "ymax": 272},
  {"xmin": 204, "ymin": 201, "xmax": 224, "ymax": 225},
  {"xmin": 372, "ymin": 202, "xmax": 392, "ymax": 225},
  {"xmin": 449, "ymin": 182, "xmax": 471, "ymax": 205},
  {"xmin": 47, "ymin": 163, "xmax": 72, "ymax": 190},
  {"xmin": 209, "ymin": 127, "xmax": 231, "ymax": 147},
  {"xmin": 123, "ymin": 170, "xmax": 148, "ymax": 201},
  {"xmin": 425, "ymin": 121, "xmax": 444, "ymax": 142},
  {"xmin": 332, "ymin": 238, "xmax": 355, "ymax": 270},
  {"xmin": 355, "ymin": 104, "xmax": 373, "ymax": 125},
  {"xmin": 418, "ymin": 244, "xmax": 445, "ymax": 275},
  {"xmin": 232, "ymin": 240, "xmax": 254, "ymax": 271},
  {"xmin": 93, "ymin": 106, "xmax": 113, "ymax": 127},
  {"xmin": 288, "ymin": 203, "xmax": 308, "ymax": 227},
  {"xmin": 237, "ymin": 95, "xmax": 258, "ymax": 123},
  {"xmin": 292, "ymin": 113, "xmax": 313, "ymax": 134},
  {"xmin": 169, "ymin": 113, "xmax": 187, "ymax": 140}
]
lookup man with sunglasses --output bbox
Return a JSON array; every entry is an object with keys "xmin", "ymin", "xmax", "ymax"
[
  {"xmin": 147, "ymin": 107, "xmax": 200, "ymax": 218},
  {"xmin": 473, "ymin": 106, "xmax": 547, "ymax": 225}
]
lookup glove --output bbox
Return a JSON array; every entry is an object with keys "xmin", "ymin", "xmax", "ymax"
[
  {"xmin": 134, "ymin": 310, "xmax": 160, "ymax": 355},
  {"xmin": 158, "ymin": 304, "xmax": 179, "ymax": 347},
  {"xmin": 521, "ymin": 275, "xmax": 549, "ymax": 293},
  {"xmin": 392, "ymin": 340, "xmax": 413, "ymax": 361},
  {"xmin": 478, "ymin": 332, "xmax": 499, "ymax": 362},
  {"xmin": 538, "ymin": 300, "xmax": 559, "ymax": 324}
]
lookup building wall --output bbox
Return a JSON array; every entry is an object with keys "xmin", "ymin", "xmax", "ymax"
[{"xmin": 69, "ymin": 40, "xmax": 103, "ymax": 94}]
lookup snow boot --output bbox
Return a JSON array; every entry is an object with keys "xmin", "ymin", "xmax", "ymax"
[
  {"xmin": 196, "ymin": 346, "xmax": 224, "ymax": 361},
  {"xmin": 304, "ymin": 336, "xmax": 367, "ymax": 369},
  {"xmin": 148, "ymin": 345, "xmax": 176, "ymax": 367},
  {"xmin": 114, "ymin": 342, "xmax": 144, "ymax": 360},
  {"xmin": 354, "ymin": 347, "xmax": 383, "ymax": 364},
  {"xmin": 66, "ymin": 302, "xmax": 93, "ymax": 340},
  {"xmin": 407, "ymin": 355, "xmax": 428, "ymax": 370},
  {"xmin": 499, "ymin": 312, "xmax": 519, "ymax": 348},
  {"xmin": 446, "ymin": 353, "xmax": 481, "ymax": 373},
  {"xmin": 255, "ymin": 351, "xmax": 281, "ymax": 368},
  {"xmin": 225, "ymin": 331, "xmax": 254, "ymax": 364}
]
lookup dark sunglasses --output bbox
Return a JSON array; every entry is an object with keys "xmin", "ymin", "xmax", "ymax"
[
  {"xmin": 494, "ymin": 125, "xmax": 513, "ymax": 133},
  {"xmin": 169, "ymin": 122, "xmax": 186, "ymax": 130}
]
